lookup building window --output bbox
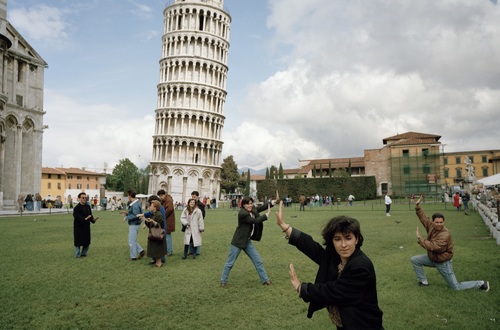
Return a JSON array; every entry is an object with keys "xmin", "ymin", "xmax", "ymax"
[
  {"xmin": 68, "ymin": 175, "xmax": 73, "ymax": 180},
  {"xmin": 77, "ymin": 184, "xmax": 82, "ymax": 189},
  {"xmin": 455, "ymin": 156, "xmax": 461, "ymax": 164},
  {"xmin": 16, "ymin": 95, "xmax": 23, "ymax": 106},
  {"xmin": 77, "ymin": 176, "xmax": 82, "ymax": 180},
  {"xmin": 403, "ymin": 165, "xmax": 410, "ymax": 174},
  {"xmin": 48, "ymin": 174, "xmax": 52, "ymax": 179},
  {"xmin": 482, "ymin": 167, "xmax": 489, "ymax": 177},
  {"xmin": 422, "ymin": 148, "xmax": 429, "ymax": 156},
  {"xmin": 95, "ymin": 177, "xmax": 98, "ymax": 181},
  {"xmin": 69, "ymin": 184, "xmax": 72, "ymax": 189},
  {"xmin": 48, "ymin": 182, "xmax": 51, "ymax": 189},
  {"xmin": 57, "ymin": 174, "xmax": 61, "ymax": 179},
  {"xmin": 482, "ymin": 155, "xmax": 487, "ymax": 163},
  {"xmin": 95, "ymin": 184, "xmax": 98, "ymax": 189},
  {"xmin": 87, "ymin": 176, "xmax": 90, "ymax": 181},
  {"xmin": 468, "ymin": 156, "xmax": 474, "ymax": 163},
  {"xmin": 402, "ymin": 150, "xmax": 409, "ymax": 158},
  {"xmin": 57, "ymin": 183, "xmax": 61, "ymax": 189},
  {"xmin": 443, "ymin": 157, "xmax": 448, "ymax": 165},
  {"xmin": 444, "ymin": 168, "xmax": 449, "ymax": 178},
  {"xmin": 456, "ymin": 168, "xmax": 462, "ymax": 178},
  {"xmin": 87, "ymin": 184, "xmax": 89, "ymax": 189},
  {"xmin": 423, "ymin": 164, "xmax": 431, "ymax": 174}
]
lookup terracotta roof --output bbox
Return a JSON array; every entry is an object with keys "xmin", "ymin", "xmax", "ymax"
[
  {"xmin": 383, "ymin": 132, "xmax": 441, "ymax": 145},
  {"xmin": 55, "ymin": 167, "xmax": 104, "ymax": 175},
  {"xmin": 388, "ymin": 138, "xmax": 441, "ymax": 147},
  {"xmin": 307, "ymin": 157, "xmax": 365, "ymax": 167},
  {"xmin": 42, "ymin": 167, "xmax": 66, "ymax": 175}
]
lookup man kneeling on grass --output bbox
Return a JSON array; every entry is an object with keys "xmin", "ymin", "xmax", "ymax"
[{"xmin": 410, "ymin": 195, "xmax": 490, "ymax": 291}]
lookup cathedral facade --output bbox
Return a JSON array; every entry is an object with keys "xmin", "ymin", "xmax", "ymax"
[
  {"xmin": 149, "ymin": 0, "xmax": 230, "ymax": 203},
  {"xmin": 0, "ymin": 0, "xmax": 47, "ymax": 209}
]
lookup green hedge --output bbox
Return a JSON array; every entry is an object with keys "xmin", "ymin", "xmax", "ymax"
[{"xmin": 257, "ymin": 176, "xmax": 377, "ymax": 201}]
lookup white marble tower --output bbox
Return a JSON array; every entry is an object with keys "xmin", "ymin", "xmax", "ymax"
[{"xmin": 149, "ymin": 0, "xmax": 230, "ymax": 203}]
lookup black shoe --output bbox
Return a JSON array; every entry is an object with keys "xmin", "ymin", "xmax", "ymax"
[
  {"xmin": 138, "ymin": 251, "xmax": 146, "ymax": 259},
  {"xmin": 262, "ymin": 280, "xmax": 272, "ymax": 286},
  {"xmin": 181, "ymin": 256, "xmax": 187, "ymax": 260},
  {"xmin": 192, "ymin": 256, "xmax": 196, "ymax": 259},
  {"xmin": 418, "ymin": 281, "xmax": 429, "ymax": 287},
  {"xmin": 130, "ymin": 258, "xmax": 137, "ymax": 261},
  {"xmin": 480, "ymin": 281, "xmax": 490, "ymax": 292}
]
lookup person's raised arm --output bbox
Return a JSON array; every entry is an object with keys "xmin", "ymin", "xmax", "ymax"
[{"xmin": 276, "ymin": 201, "xmax": 292, "ymax": 237}]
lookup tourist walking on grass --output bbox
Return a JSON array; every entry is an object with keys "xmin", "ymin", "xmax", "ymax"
[
  {"xmin": 35, "ymin": 193, "xmax": 42, "ymax": 211},
  {"xmin": 453, "ymin": 192, "xmax": 462, "ymax": 211},
  {"xmin": 180, "ymin": 198, "xmax": 204, "ymax": 259},
  {"xmin": 410, "ymin": 195, "xmax": 489, "ymax": 291},
  {"xmin": 121, "ymin": 190, "xmax": 145, "ymax": 261},
  {"xmin": 143, "ymin": 200, "xmax": 166, "ymax": 268},
  {"xmin": 299, "ymin": 194, "xmax": 306, "ymax": 211},
  {"xmin": 220, "ymin": 197, "xmax": 274, "ymax": 287},
  {"xmin": 158, "ymin": 189, "xmax": 175, "ymax": 256},
  {"xmin": 275, "ymin": 201, "xmax": 384, "ymax": 329},
  {"xmin": 73, "ymin": 192, "xmax": 98, "ymax": 258},
  {"xmin": 189, "ymin": 191, "xmax": 205, "ymax": 256},
  {"xmin": 139, "ymin": 195, "xmax": 167, "ymax": 265},
  {"xmin": 385, "ymin": 192, "xmax": 392, "ymax": 216}
]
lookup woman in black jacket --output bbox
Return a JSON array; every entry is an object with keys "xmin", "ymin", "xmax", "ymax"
[{"xmin": 276, "ymin": 201, "xmax": 383, "ymax": 329}]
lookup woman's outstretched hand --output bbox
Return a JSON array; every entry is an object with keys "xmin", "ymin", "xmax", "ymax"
[
  {"xmin": 289, "ymin": 263, "xmax": 301, "ymax": 292},
  {"xmin": 276, "ymin": 200, "xmax": 285, "ymax": 229}
]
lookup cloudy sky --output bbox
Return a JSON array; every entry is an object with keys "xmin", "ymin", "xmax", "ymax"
[{"xmin": 8, "ymin": 0, "xmax": 500, "ymax": 173}]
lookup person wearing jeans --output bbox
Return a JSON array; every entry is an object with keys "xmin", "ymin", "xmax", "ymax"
[
  {"xmin": 410, "ymin": 195, "xmax": 489, "ymax": 291},
  {"xmin": 122, "ymin": 190, "xmax": 145, "ymax": 261},
  {"xmin": 220, "ymin": 197, "xmax": 274, "ymax": 287}
]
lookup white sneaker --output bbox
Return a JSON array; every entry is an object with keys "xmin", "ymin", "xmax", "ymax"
[{"xmin": 386, "ymin": 213, "xmax": 391, "ymax": 216}]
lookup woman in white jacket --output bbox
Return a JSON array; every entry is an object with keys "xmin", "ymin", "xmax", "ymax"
[{"xmin": 180, "ymin": 198, "xmax": 205, "ymax": 259}]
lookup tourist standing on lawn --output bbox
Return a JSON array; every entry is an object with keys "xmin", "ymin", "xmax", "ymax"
[
  {"xmin": 275, "ymin": 201, "xmax": 384, "ymax": 329},
  {"xmin": 143, "ymin": 200, "xmax": 166, "ymax": 268},
  {"xmin": 180, "ymin": 198, "xmax": 204, "ymax": 259},
  {"xmin": 384, "ymin": 192, "xmax": 392, "ymax": 217},
  {"xmin": 121, "ymin": 190, "xmax": 145, "ymax": 261},
  {"xmin": 158, "ymin": 189, "xmax": 175, "ymax": 256},
  {"xmin": 73, "ymin": 192, "xmax": 98, "ymax": 258},
  {"xmin": 220, "ymin": 197, "xmax": 274, "ymax": 287},
  {"xmin": 410, "ymin": 195, "xmax": 490, "ymax": 291}
]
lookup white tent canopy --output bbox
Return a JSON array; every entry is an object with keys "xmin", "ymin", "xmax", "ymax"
[{"xmin": 477, "ymin": 173, "xmax": 500, "ymax": 186}]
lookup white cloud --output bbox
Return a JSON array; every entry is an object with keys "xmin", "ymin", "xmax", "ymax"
[
  {"xmin": 222, "ymin": 0, "xmax": 500, "ymax": 169},
  {"xmin": 8, "ymin": 5, "xmax": 69, "ymax": 41},
  {"xmin": 42, "ymin": 90, "xmax": 154, "ymax": 171}
]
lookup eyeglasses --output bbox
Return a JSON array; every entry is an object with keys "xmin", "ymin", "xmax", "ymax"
[{"xmin": 81, "ymin": 197, "xmax": 87, "ymax": 199}]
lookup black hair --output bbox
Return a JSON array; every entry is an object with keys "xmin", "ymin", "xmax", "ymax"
[
  {"xmin": 432, "ymin": 212, "xmax": 445, "ymax": 221},
  {"xmin": 322, "ymin": 215, "xmax": 364, "ymax": 248},
  {"xmin": 240, "ymin": 196, "xmax": 254, "ymax": 208}
]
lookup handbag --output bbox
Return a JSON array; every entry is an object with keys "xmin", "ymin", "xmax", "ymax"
[
  {"xmin": 148, "ymin": 226, "xmax": 165, "ymax": 241},
  {"xmin": 181, "ymin": 224, "xmax": 187, "ymax": 232}
]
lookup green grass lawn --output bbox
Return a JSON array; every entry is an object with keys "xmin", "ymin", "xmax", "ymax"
[{"xmin": 0, "ymin": 202, "xmax": 498, "ymax": 329}]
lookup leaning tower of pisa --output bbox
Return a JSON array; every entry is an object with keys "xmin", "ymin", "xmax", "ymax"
[{"xmin": 149, "ymin": 0, "xmax": 231, "ymax": 203}]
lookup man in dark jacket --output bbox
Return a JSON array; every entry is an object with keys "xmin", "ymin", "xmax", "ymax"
[
  {"xmin": 220, "ymin": 197, "xmax": 273, "ymax": 287},
  {"xmin": 73, "ymin": 192, "xmax": 98, "ymax": 258}
]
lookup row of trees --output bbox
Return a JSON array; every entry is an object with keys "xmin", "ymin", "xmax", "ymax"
[
  {"xmin": 105, "ymin": 158, "xmax": 149, "ymax": 194},
  {"xmin": 105, "ymin": 156, "xmax": 361, "ymax": 199}
]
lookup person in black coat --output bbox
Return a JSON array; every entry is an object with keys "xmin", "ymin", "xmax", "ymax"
[
  {"xmin": 220, "ymin": 197, "xmax": 274, "ymax": 287},
  {"xmin": 73, "ymin": 192, "xmax": 98, "ymax": 258},
  {"xmin": 276, "ymin": 201, "xmax": 383, "ymax": 329}
]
